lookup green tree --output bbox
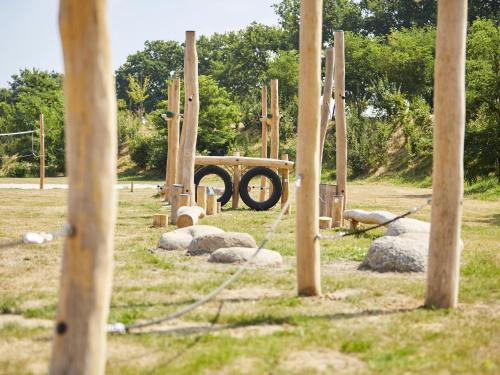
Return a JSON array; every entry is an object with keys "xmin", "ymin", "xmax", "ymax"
[{"xmin": 126, "ymin": 74, "xmax": 150, "ymax": 119}]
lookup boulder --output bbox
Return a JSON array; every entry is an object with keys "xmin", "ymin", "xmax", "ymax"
[
  {"xmin": 359, "ymin": 233, "xmax": 429, "ymax": 272},
  {"xmin": 209, "ymin": 247, "xmax": 283, "ymax": 266},
  {"xmin": 343, "ymin": 209, "xmax": 397, "ymax": 225},
  {"xmin": 385, "ymin": 218, "xmax": 430, "ymax": 236},
  {"xmin": 187, "ymin": 232, "xmax": 257, "ymax": 256},
  {"xmin": 157, "ymin": 225, "xmax": 224, "ymax": 251}
]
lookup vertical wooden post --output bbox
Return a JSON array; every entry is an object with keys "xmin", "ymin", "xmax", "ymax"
[
  {"xmin": 196, "ymin": 185, "xmax": 207, "ymax": 212},
  {"xmin": 170, "ymin": 184, "xmax": 184, "ymax": 224},
  {"xmin": 296, "ymin": 0, "xmax": 323, "ymax": 297},
  {"xmin": 260, "ymin": 85, "xmax": 268, "ymax": 202},
  {"xmin": 270, "ymin": 79, "xmax": 280, "ymax": 196},
  {"xmin": 164, "ymin": 83, "xmax": 173, "ymax": 201},
  {"xmin": 179, "ymin": 31, "xmax": 199, "ymax": 204},
  {"xmin": 331, "ymin": 195, "xmax": 344, "ymax": 227},
  {"xmin": 207, "ymin": 193, "xmax": 217, "ymax": 216},
  {"xmin": 425, "ymin": 0, "xmax": 467, "ymax": 309},
  {"xmin": 39, "ymin": 113, "xmax": 45, "ymax": 190},
  {"xmin": 169, "ymin": 78, "xmax": 181, "ymax": 193},
  {"xmin": 177, "ymin": 193, "xmax": 190, "ymax": 208},
  {"xmin": 50, "ymin": 0, "xmax": 117, "ymax": 374},
  {"xmin": 334, "ymin": 31, "xmax": 347, "ymax": 208},
  {"xmin": 281, "ymin": 154, "xmax": 290, "ymax": 214},
  {"xmin": 232, "ymin": 151, "xmax": 241, "ymax": 209},
  {"xmin": 319, "ymin": 47, "xmax": 334, "ymax": 169}
]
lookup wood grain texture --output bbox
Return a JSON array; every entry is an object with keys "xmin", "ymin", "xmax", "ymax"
[
  {"xmin": 50, "ymin": 0, "xmax": 117, "ymax": 373},
  {"xmin": 296, "ymin": 0, "xmax": 323, "ymax": 297},
  {"xmin": 425, "ymin": 0, "xmax": 467, "ymax": 309}
]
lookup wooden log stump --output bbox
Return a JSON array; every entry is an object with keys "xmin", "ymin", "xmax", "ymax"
[
  {"xmin": 176, "ymin": 206, "xmax": 205, "ymax": 228},
  {"xmin": 196, "ymin": 185, "xmax": 207, "ymax": 212},
  {"xmin": 153, "ymin": 214, "xmax": 167, "ymax": 228},
  {"xmin": 169, "ymin": 184, "xmax": 184, "ymax": 224},
  {"xmin": 319, "ymin": 216, "xmax": 332, "ymax": 229},
  {"xmin": 207, "ymin": 193, "xmax": 217, "ymax": 216},
  {"xmin": 217, "ymin": 201, "xmax": 222, "ymax": 213},
  {"xmin": 331, "ymin": 195, "xmax": 344, "ymax": 227}
]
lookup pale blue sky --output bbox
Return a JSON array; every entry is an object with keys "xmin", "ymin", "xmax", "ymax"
[{"xmin": 0, "ymin": 0, "xmax": 279, "ymax": 87}]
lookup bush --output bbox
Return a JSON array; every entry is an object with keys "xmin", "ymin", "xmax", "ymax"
[{"xmin": 0, "ymin": 157, "xmax": 33, "ymax": 177}]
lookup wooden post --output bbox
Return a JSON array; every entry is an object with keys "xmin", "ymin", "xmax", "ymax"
[
  {"xmin": 319, "ymin": 184, "xmax": 337, "ymax": 218},
  {"xmin": 164, "ymin": 83, "xmax": 173, "ymax": 201},
  {"xmin": 170, "ymin": 184, "xmax": 184, "ymax": 224},
  {"xmin": 196, "ymin": 185, "xmax": 207, "ymax": 212},
  {"xmin": 207, "ymin": 193, "xmax": 217, "ymax": 216},
  {"xmin": 281, "ymin": 154, "xmax": 290, "ymax": 214},
  {"xmin": 260, "ymin": 85, "xmax": 268, "ymax": 202},
  {"xmin": 319, "ymin": 47, "xmax": 334, "ymax": 168},
  {"xmin": 177, "ymin": 193, "xmax": 190, "ymax": 208},
  {"xmin": 50, "ymin": 1, "xmax": 117, "ymax": 374},
  {"xmin": 319, "ymin": 217, "xmax": 332, "ymax": 229},
  {"xmin": 153, "ymin": 214, "xmax": 167, "ymax": 228},
  {"xmin": 296, "ymin": 0, "xmax": 323, "ymax": 297},
  {"xmin": 217, "ymin": 201, "xmax": 222, "ymax": 213},
  {"xmin": 334, "ymin": 31, "xmax": 347, "ymax": 208},
  {"xmin": 39, "ymin": 113, "xmax": 45, "ymax": 190},
  {"xmin": 179, "ymin": 31, "xmax": 199, "ymax": 203},
  {"xmin": 269, "ymin": 79, "xmax": 280, "ymax": 196},
  {"xmin": 331, "ymin": 195, "xmax": 344, "ymax": 227},
  {"xmin": 232, "ymin": 151, "xmax": 241, "ymax": 209},
  {"xmin": 425, "ymin": 0, "xmax": 467, "ymax": 309},
  {"xmin": 130, "ymin": 181, "xmax": 134, "ymax": 192},
  {"xmin": 169, "ymin": 78, "xmax": 181, "ymax": 197}
]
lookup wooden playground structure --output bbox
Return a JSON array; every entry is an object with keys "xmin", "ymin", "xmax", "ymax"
[{"xmin": 49, "ymin": 0, "xmax": 467, "ymax": 373}]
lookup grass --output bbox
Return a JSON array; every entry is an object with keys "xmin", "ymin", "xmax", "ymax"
[{"xmin": 0, "ymin": 179, "xmax": 499, "ymax": 374}]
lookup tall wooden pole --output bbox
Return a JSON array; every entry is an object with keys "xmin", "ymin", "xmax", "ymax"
[
  {"xmin": 425, "ymin": 0, "xmax": 467, "ymax": 309},
  {"xmin": 179, "ymin": 31, "xmax": 199, "ymax": 204},
  {"xmin": 232, "ymin": 151, "xmax": 241, "ymax": 209},
  {"xmin": 51, "ymin": 0, "xmax": 117, "ymax": 374},
  {"xmin": 164, "ymin": 83, "xmax": 173, "ymax": 201},
  {"xmin": 39, "ymin": 113, "xmax": 45, "ymax": 190},
  {"xmin": 296, "ymin": 0, "xmax": 323, "ymax": 297},
  {"xmin": 260, "ymin": 85, "xmax": 268, "ymax": 202},
  {"xmin": 334, "ymin": 31, "xmax": 347, "ymax": 207},
  {"xmin": 319, "ymin": 47, "xmax": 334, "ymax": 169},
  {"xmin": 270, "ymin": 79, "xmax": 280, "ymax": 161},
  {"xmin": 170, "ymin": 78, "xmax": 181, "ymax": 188}
]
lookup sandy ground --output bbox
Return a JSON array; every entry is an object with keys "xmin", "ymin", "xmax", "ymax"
[{"xmin": 0, "ymin": 183, "xmax": 158, "ymax": 190}]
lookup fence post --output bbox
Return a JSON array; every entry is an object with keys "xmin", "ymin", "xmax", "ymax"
[
  {"xmin": 50, "ymin": 0, "xmax": 117, "ymax": 373},
  {"xmin": 425, "ymin": 0, "xmax": 467, "ymax": 309},
  {"xmin": 296, "ymin": 0, "xmax": 323, "ymax": 297}
]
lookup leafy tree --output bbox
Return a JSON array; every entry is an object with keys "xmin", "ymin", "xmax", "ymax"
[{"xmin": 127, "ymin": 74, "xmax": 150, "ymax": 119}]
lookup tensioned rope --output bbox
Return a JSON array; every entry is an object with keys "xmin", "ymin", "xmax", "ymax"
[
  {"xmin": 0, "ymin": 130, "xmax": 36, "ymax": 137},
  {"xmin": 0, "ymin": 129, "xmax": 39, "ymax": 160}
]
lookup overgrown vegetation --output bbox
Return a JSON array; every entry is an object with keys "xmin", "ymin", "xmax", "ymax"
[{"xmin": 0, "ymin": 1, "xmax": 498, "ymax": 190}]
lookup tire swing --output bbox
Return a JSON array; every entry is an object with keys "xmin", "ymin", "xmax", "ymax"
[
  {"xmin": 194, "ymin": 165, "xmax": 233, "ymax": 206},
  {"xmin": 239, "ymin": 167, "xmax": 282, "ymax": 211}
]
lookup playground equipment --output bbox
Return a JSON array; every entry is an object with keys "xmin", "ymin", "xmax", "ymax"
[{"xmin": 49, "ymin": 0, "xmax": 468, "ymax": 372}]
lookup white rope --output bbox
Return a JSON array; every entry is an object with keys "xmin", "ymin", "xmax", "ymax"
[{"xmin": 0, "ymin": 130, "xmax": 36, "ymax": 137}]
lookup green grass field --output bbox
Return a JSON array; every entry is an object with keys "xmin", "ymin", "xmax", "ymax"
[{"xmin": 0, "ymin": 179, "xmax": 498, "ymax": 374}]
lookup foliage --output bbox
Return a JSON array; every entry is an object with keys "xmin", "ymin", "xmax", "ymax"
[{"xmin": 126, "ymin": 75, "xmax": 150, "ymax": 118}]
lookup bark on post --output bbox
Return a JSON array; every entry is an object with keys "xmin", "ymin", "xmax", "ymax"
[
  {"xmin": 39, "ymin": 113, "xmax": 45, "ymax": 190},
  {"xmin": 232, "ymin": 151, "xmax": 241, "ymax": 209},
  {"xmin": 260, "ymin": 85, "xmax": 268, "ymax": 201},
  {"xmin": 319, "ymin": 47, "xmax": 334, "ymax": 168},
  {"xmin": 425, "ymin": 0, "xmax": 467, "ymax": 309},
  {"xmin": 50, "ymin": 1, "xmax": 117, "ymax": 373},
  {"xmin": 179, "ymin": 31, "xmax": 199, "ymax": 203},
  {"xmin": 334, "ymin": 31, "xmax": 347, "ymax": 208},
  {"xmin": 296, "ymin": 0, "xmax": 323, "ymax": 297}
]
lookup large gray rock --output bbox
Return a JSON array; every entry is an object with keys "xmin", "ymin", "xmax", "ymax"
[
  {"xmin": 157, "ymin": 225, "xmax": 224, "ymax": 251},
  {"xmin": 209, "ymin": 247, "xmax": 283, "ymax": 266},
  {"xmin": 187, "ymin": 232, "xmax": 257, "ymax": 255},
  {"xmin": 385, "ymin": 218, "xmax": 430, "ymax": 236},
  {"xmin": 359, "ymin": 233, "xmax": 429, "ymax": 272}
]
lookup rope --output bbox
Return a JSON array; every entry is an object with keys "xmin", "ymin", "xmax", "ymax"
[
  {"xmin": 0, "ymin": 130, "xmax": 36, "ymax": 137},
  {"xmin": 0, "ymin": 224, "xmax": 74, "ymax": 250},
  {"xmin": 107, "ymin": 176, "xmax": 304, "ymax": 334}
]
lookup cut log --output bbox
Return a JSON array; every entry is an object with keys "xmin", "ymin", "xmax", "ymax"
[
  {"xmin": 331, "ymin": 195, "xmax": 344, "ymax": 227},
  {"xmin": 176, "ymin": 206, "xmax": 205, "ymax": 228},
  {"xmin": 196, "ymin": 185, "xmax": 207, "ymax": 212},
  {"xmin": 319, "ymin": 216, "xmax": 332, "ymax": 229},
  {"xmin": 153, "ymin": 214, "xmax": 167, "ymax": 228},
  {"xmin": 169, "ymin": 184, "xmax": 184, "ymax": 224},
  {"xmin": 207, "ymin": 193, "xmax": 217, "ymax": 216}
]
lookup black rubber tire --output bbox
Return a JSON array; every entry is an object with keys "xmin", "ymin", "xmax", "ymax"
[
  {"xmin": 239, "ymin": 167, "xmax": 282, "ymax": 211},
  {"xmin": 194, "ymin": 165, "xmax": 233, "ymax": 206}
]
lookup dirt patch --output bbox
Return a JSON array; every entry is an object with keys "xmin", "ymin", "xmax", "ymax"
[
  {"xmin": 218, "ymin": 287, "xmax": 284, "ymax": 302},
  {"xmin": 107, "ymin": 339, "xmax": 164, "ymax": 368},
  {"xmin": 326, "ymin": 288, "xmax": 367, "ymax": 301},
  {"xmin": 280, "ymin": 348, "xmax": 367, "ymax": 374},
  {"xmin": 0, "ymin": 314, "xmax": 53, "ymax": 329}
]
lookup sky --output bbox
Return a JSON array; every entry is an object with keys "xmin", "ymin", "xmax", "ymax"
[{"xmin": 0, "ymin": 0, "xmax": 280, "ymax": 87}]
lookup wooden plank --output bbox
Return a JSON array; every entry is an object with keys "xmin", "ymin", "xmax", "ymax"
[
  {"xmin": 50, "ymin": 0, "xmax": 117, "ymax": 373},
  {"xmin": 195, "ymin": 155, "xmax": 294, "ymax": 170},
  {"xmin": 296, "ymin": 0, "xmax": 323, "ymax": 297},
  {"xmin": 334, "ymin": 31, "xmax": 347, "ymax": 208},
  {"xmin": 425, "ymin": 0, "xmax": 467, "ymax": 309}
]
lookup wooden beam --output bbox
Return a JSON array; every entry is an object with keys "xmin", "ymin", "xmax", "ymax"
[
  {"xmin": 39, "ymin": 113, "xmax": 45, "ymax": 190},
  {"xmin": 179, "ymin": 31, "xmax": 199, "ymax": 204},
  {"xmin": 296, "ymin": 0, "xmax": 323, "ymax": 297},
  {"xmin": 319, "ymin": 47, "xmax": 334, "ymax": 169},
  {"xmin": 425, "ymin": 0, "xmax": 467, "ymax": 309},
  {"xmin": 195, "ymin": 155, "xmax": 294, "ymax": 170},
  {"xmin": 260, "ymin": 85, "xmax": 268, "ymax": 202},
  {"xmin": 50, "ymin": 0, "xmax": 117, "ymax": 373},
  {"xmin": 334, "ymin": 31, "xmax": 347, "ymax": 208}
]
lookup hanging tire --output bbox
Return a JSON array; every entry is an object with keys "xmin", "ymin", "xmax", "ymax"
[
  {"xmin": 239, "ymin": 167, "xmax": 282, "ymax": 211},
  {"xmin": 194, "ymin": 165, "xmax": 233, "ymax": 206}
]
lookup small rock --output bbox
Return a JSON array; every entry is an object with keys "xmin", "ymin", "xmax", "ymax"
[
  {"xmin": 385, "ymin": 218, "xmax": 430, "ymax": 236},
  {"xmin": 209, "ymin": 247, "xmax": 283, "ymax": 265},
  {"xmin": 187, "ymin": 232, "xmax": 257, "ymax": 255},
  {"xmin": 157, "ymin": 225, "xmax": 224, "ymax": 251},
  {"xmin": 359, "ymin": 233, "xmax": 429, "ymax": 272}
]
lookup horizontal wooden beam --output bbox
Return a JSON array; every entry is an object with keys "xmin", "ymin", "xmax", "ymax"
[{"xmin": 195, "ymin": 155, "xmax": 294, "ymax": 170}]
